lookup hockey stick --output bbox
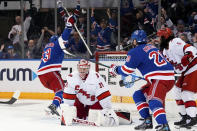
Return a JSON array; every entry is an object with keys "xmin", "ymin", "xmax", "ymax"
[
  {"xmin": 73, "ymin": 118, "xmax": 99, "ymax": 126},
  {"xmin": 0, "ymin": 90, "xmax": 20, "ymax": 104},
  {"xmin": 61, "ymin": 117, "xmax": 99, "ymax": 126},
  {"xmin": 62, "ymin": 3, "xmax": 93, "ymax": 56}
]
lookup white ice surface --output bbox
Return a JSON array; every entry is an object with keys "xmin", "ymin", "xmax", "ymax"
[{"xmin": 0, "ymin": 99, "xmax": 195, "ymax": 131}]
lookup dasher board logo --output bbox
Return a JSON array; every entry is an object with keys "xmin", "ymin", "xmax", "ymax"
[{"xmin": 0, "ymin": 68, "xmax": 37, "ymax": 81}]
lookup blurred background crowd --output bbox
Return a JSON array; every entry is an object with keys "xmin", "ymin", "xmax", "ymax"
[{"xmin": 0, "ymin": 0, "xmax": 197, "ymax": 59}]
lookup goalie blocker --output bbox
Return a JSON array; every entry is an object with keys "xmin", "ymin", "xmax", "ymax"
[{"xmin": 60, "ymin": 104, "xmax": 132, "ymax": 126}]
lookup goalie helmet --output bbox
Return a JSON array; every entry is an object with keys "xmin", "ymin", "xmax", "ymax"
[{"xmin": 77, "ymin": 59, "xmax": 90, "ymax": 79}]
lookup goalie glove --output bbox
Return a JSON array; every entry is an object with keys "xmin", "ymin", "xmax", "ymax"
[
  {"xmin": 181, "ymin": 51, "xmax": 194, "ymax": 66},
  {"xmin": 109, "ymin": 64, "xmax": 118, "ymax": 77}
]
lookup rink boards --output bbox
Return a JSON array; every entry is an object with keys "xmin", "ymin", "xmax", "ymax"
[{"xmin": 0, "ymin": 59, "xmax": 188, "ymax": 103}]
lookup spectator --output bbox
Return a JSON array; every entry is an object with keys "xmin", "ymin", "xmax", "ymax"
[
  {"xmin": 173, "ymin": 19, "xmax": 192, "ymax": 43},
  {"xmin": 8, "ymin": 15, "xmax": 32, "ymax": 56},
  {"xmin": 192, "ymin": 15, "xmax": 197, "ymax": 33},
  {"xmin": 43, "ymin": 27, "xmax": 55, "ymax": 36},
  {"xmin": 25, "ymin": 39, "xmax": 35, "ymax": 59},
  {"xmin": 180, "ymin": 33, "xmax": 190, "ymax": 44},
  {"xmin": 188, "ymin": 11, "xmax": 196, "ymax": 30},
  {"xmin": 193, "ymin": 32, "xmax": 197, "ymax": 48},
  {"xmin": 91, "ymin": 8, "xmax": 113, "ymax": 51},
  {"xmin": 77, "ymin": 14, "xmax": 87, "ymax": 38},
  {"xmin": 0, "ymin": 44, "xmax": 5, "ymax": 59},
  {"xmin": 4, "ymin": 45, "xmax": 19, "ymax": 59},
  {"xmin": 26, "ymin": 29, "xmax": 46, "ymax": 59},
  {"xmin": 135, "ymin": 9, "xmax": 155, "ymax": 35},
  {"xmin": 67, "ymin": 31, "xmax": 87, "ymax": 55},
  {"xmin": 159, "ymin": 8, "xmax": 173, "ymax": 29},
  {"xmin": 120, "ymin": 0, "xmax": 136, "ymax": 38},
  {"xmin": 106, "ymin": 8, "xmax": 118, "ymax": 50}
]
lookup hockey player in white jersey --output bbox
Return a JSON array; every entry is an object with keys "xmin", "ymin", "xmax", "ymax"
[
  {"xmin": 61, "ymin": 59, "xmax": 119, "ymax": 126},
  {"xmin": 157, "ymin": 27, "xmax": 197, "ymax": 129}
]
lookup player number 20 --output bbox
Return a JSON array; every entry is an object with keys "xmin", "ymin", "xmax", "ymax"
[{"xmin": 149, "ymin": 51, "xmax": 167, "ymax": 67}]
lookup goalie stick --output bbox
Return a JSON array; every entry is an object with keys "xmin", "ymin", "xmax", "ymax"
[
  {"xmin": 61, "ymin": 117, "xmax": 99, "ymax": 126},
  {"xmin": 0, "ymin": 90, "xmax": 20, "ymax": 104}
]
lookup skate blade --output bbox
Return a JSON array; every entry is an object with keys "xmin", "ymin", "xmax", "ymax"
[{"xmin": 175, "ymin": 125, "xmax": 197, "ymax": 131}]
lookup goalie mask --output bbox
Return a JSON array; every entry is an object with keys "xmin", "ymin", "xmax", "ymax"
[{"xmin": 77, "ymin": 59, "xmax": 90, "ymax": 79}]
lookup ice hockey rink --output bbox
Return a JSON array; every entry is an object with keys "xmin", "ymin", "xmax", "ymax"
[{"xmin": 0, "ymin": 99, "xmax": 195, "ymax": 131}]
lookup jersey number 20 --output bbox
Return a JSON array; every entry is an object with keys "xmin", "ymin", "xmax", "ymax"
[{"xmin": 149, "ymin": 51, "xmax": 167, "ymax": 67}]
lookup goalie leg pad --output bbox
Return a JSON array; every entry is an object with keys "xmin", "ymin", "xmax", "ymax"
[
  {"xmin": 115, "ymin": 111, "xmax": 132, "ymax": 125},
  {"xmin": 88, "ymin": 109, "xmax": 119, "ymax": 126},
  {"xmin": 60, "ymin": 104, "xmax": 76, "ymax": 126}
]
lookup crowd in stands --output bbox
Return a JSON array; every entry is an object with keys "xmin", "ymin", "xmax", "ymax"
[{"xmin": 0, "ymin": 0, "xmax": 197, "ymax": 59}]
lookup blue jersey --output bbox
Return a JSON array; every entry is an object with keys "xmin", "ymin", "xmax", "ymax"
[
  {"xmin": 117, "ymin": 44, "xmax": 175, "ymax": 81},
  {"xmin": 91, "ymin": 17, "xmax": 112, "ymax": 50},
  {"xmin": 37, "ymin": 27, "xmax": 72, "ymax": 75}
]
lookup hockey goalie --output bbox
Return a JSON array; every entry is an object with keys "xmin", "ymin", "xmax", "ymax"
[{"xmin": 60, "ymin": 59, "xmax": 131, "ymax": 126}]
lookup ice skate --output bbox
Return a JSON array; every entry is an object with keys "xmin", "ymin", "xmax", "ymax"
[
  {"xmin": 155, "ymin": 124, "xmax": 171, "ymax": 131},
  {"xmin": 134, "ymin": 117, "xmax": 153, "ymax": 130},
  {"xmin": 180, "ymin": 116, "xmax": 197, "ymax": 129},
  {"xmin": 174, "ymin": 113, "xmax": 188, "ymax": 126},
  {"xmin": 45, "ymin": 104, "xmax": 60, "ymax": 116}
]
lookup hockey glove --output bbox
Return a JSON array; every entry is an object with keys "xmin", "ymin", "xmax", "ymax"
[
  {"xmin": 109, "ymin": 64, "xmax": 118, "ymax": 77},
  {"xmin": 181, "ymin": 51, "xmax": 194, "ymax": 66},
  {"xmin": 66, "ymin": 15, "xmax": 76, "ymax": 28},
  {"xmin": 74, "ymin": 2, "xmax": 80, "ymax": 17}
]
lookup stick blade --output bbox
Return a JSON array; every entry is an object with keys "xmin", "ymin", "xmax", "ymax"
[{"xmin": 0, "ymin": 90, "xmax": 21, "ymax": 104}]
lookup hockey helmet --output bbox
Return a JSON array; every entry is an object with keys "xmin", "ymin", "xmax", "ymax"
[
  {"xmin": 77, "ymin": 59, "xmax": 90, "ymax": 79},
  {"xmin": 157, "ymin": 28, "xmax": 173, "ymax": 39},
  {"xmin": 49, "ymin": 35, "xmax": 58, "ymax": 43},
  {"xmin": 131, "ymin": 30, "xmax": 147, "ymax": 43}
]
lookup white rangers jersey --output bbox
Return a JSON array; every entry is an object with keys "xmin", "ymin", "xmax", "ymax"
[
  {"xmin": 163, "ymin": 38, "xmax": 197, "ymax": 75},
  {"xmin": 63, "ymin": 70, "xmax": 112, "ymax": 109}
]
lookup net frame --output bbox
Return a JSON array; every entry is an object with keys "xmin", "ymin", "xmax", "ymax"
[{"xmin": 95, "ymin": 51, "xmax": 128, "ymax": 72}]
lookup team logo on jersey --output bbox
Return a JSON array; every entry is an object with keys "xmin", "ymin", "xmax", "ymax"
[{"xmin": 126, "ymin": 55, "xmax": 131, "ymax": 62}]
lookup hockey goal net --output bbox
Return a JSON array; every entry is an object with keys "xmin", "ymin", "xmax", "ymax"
[{"xmin": 94, "ymin": 51, "xmax": 146, "ymax": 104}]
